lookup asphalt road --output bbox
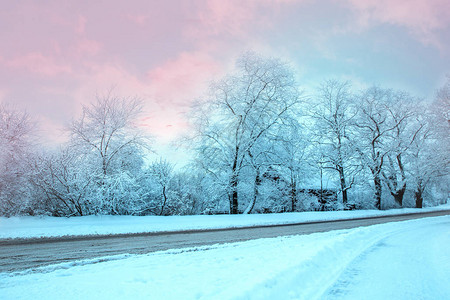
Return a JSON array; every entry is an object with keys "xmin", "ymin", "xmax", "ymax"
[{"xmin": 1, "ymin": 210, "xmax": 449, "ymax": 273}]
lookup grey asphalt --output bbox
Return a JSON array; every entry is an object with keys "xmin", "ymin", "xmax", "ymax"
[{"xmin": 1, "ymin": 210, "xmax": 449, "ymax": 273}]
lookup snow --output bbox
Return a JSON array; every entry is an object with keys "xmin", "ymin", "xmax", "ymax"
[
  {"xmin": 321, "ymin": 218, "xmax": 450, "ymax": 299},
  {"xmin": 1, "ymin": 215, "xmax": 449, "ymax": 299},
  {"xmin": 1, "ymin": 203, "xmax": 449, "ymax": 240}
]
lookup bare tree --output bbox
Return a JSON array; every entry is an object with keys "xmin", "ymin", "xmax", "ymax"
[
  {"xmin": 310, "ymin": 80, "xmax": 358, "ymax": 205},
  {"xmin": 149, "ymin": 158, "xmax": 174, "ymax": 216},
  {"xmin": 30, "ymin": 148, "xmax": 93, "ymax": 216},
  {"xmin": 430, "ymin": 77, "xmax": 450, "ymax": 157},
  {"xmin": 405, "ymin": 109, "xmax": 436, "ymax": 208},
  {"xmin": 68, "ymin": 92, "xmax": 150, "ymax": 213},
  {"xmin": 192, "ymin": 52, "xmax": 302, "ymax": 214},
  {"xmin": 69, "ymin": 93, "xmax": 146, "ymax": 175},
  {"xmin": 378, "ymin": 91, "xmax": 418, "ymax": 207},
  {"xmin": 267, "ymin": 117, "xmax": 309, "ymax": 212},
  {"xmin": 354, "ymin": 87, "xmax": 405, "ymax": 209},
  {"xmin": 410, "ymin": 78, "xmax": 450, "ymax": 207},
  {"xmin": 0, "ymin": 104, "xmax": 34, "ymax": 216}
]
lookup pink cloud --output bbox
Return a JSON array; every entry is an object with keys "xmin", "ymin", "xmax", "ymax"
[
  {"xmin": 75, "ymin": 39, "xmax": 102, "ymax": 57},
  {"xmin": 147, "ymin": 52, "xmax": 220, "ymax": 104},
  {"xmin": 4, "ymin": 52, "xmax": 72, "ymax": 76},
  {"xmin": 59, "ymin": 51, "xmax": 220, "ymax": 141},
  {"xmin": 75, "ymin": 15, "xmax": 87, "ymax": 35},
  {"xmin": 346, "ymin": 0, "xmax": 450, "ymax": 47},
  {"xmin": 0, "ymin": 88, "xmax": 7, "ymax": 103},
  {"xmin": 186, "ymin": 0, "xmax": 287, "ymax": 40},
  {"xmin": 194, "ymin": 0, "xmax": 256, "ymax": 37},
  {"xmin": 1, "ymin": 0, "xmax": 447, "ymax": 148},
  {"xmin": 125, "ymin": 14, "xmax": 149, "ymax": 26}
]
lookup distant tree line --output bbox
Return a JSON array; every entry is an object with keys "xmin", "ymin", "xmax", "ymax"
[{"xmin": 1, "ymin": 52, "xmax": 448, "ymax": 217}]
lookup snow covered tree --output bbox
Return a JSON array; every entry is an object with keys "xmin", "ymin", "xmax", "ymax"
[
  {"xmin": 380, "ymin": 92, "xmax": 417, "ymax": 207},
  {"xmin": 404, "ymin": 109, "xmax": 436, "ymax": 208},
  {"xmin": 410, "ymin": 79, "xmax": 450, "ymax": 207},
  {"xmin": 429, "ymin": 78, "xmax": 450, "ymax": 163},
  {"xmin": 310, "ymin": 80, "xmax": 358, "ymax": 206},
  {"xmin": 191, "ymin": 52, "xmax": 302, "ymax": 214},
  {"xmin": 148, "ymin": 158, "xmax": 174, "ymax": 216},
  {"xmin": 265, "ymin": 117, "xmax": 310, "ymax": 212},
  {"xmin": 67, "ymin": 93, "xmax": 150, "ymax": 214},
  {"xmin": 0, "ymin": 104, "xmax": 34, "ymax": 216},
  {"xmin": 69, "ymin": 93, "xmax": 146, "ymax": 175},
  {"xmin": 354, "ymin": 87, "xmax": 405, "ymax": 209},
  {"xmin": 30, "ymin": 148, "xmax": 93, "ymax": 216},
  {"xmin": 243, "ymin": 143, "xmax": 270, "ymax": 214}
]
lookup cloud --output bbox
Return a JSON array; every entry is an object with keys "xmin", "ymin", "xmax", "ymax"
[
  {"xmin": 4, "ymin": 52, "xmax": 72, "ymax": 76},
  {"xmin": 186, "ymin": 0, "xmax": 291, "ymax": 40},
  {"xmin": 0, "ymin": 88, "xmax": 7, "ymax": 103},
  {"xmin": 144, "ymin": 52, "xmax": 221, "ymax": 140},
  {"xmin": 125, "ymin": 13, "xmax": 148, "ymax": 26},
  {"xmin": 75, "ymin": 15, "xmax": 87, "ymax": 35},
  {"xmin": 75, "ymin": 38, "xmax": 102, "ymax": 57},
  {"xmin": 346, "ymin": 0, "xmax": 450, "ymax": 47},
  {"xmin": 1, "ymin": 0, "xmax": 448, "ymax": 147},
  {"xmin": 194, "ymin": 0, "xmax": 257, "ymax": 37},
  {"xmin": 147, "ymin": 52, "xmax": 220, "ymax": 105},
  {"xmin": 62, "ymin": 51, "xmax": 221, "ymax": 141}
]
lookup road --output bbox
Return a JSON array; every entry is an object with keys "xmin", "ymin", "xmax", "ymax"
[{"xmin": 1, "ymin": 210, "xmax": 449, "ymax": 273}]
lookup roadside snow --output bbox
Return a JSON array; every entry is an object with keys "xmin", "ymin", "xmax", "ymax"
[
  {"xmin": 0, "ymin": 203, "xmax": 449, "ymax": 239},
  {"xmin": 320, "ymin": 216, "xmax": 450, "ymax": 300},
  {"xmin": 1, "ymin": 216, "xmax": 449, "ymax": 299}
]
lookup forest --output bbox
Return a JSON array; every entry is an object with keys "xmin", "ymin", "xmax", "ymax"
[{"xmin": 1, "ymin": 53, "xmax": 449, "ymax": 217}]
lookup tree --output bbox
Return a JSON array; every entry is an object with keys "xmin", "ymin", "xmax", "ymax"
[
  {"xmin": 68, "ymin": 93, "xmax": 149, "ymax": 214},
  {"xmin": 148, "ymin": 158, "xmax": 174, "ymax": 215},
  {"xmin": 0, "ymin": 104, "xmax": 34, "ymax": 216},
  {"xmin": 409, "ymin": 78, "xmax": 450, "ymax": 207},
  {"xmin": 354, "ymin": 87, "xmax": 405, "ymax": 209},
  {"xmin": 30, "ymin": 148, "xmax": 93, "ymax": 216},
  {"xmin": 191, "ymin": 52, "xmax": 302, "ymax": 214},
  {"xmin": 243, "ymin": 143, "xmax": 268, "ymax": 214},
  {"xmin": 405, "ymin": 109, "xmax": 436, "ymax": 208},
  {"xmin": 380, "ymin": 91, "xmax": 416, "ymax": 207},
  {"xmin": 310, "ymin": 80, "xmax": 358, "ymax": 205},
  {"xmin": 430, "ymin": 77, "xmax": 450, "ymax": 160},
  {"xmin": 69, "ymin": 93, "xmax": 146, "ymax": 175},
  {"xmin": 267, "ymin": 117, "xmax": 309, "ymax": 212}
]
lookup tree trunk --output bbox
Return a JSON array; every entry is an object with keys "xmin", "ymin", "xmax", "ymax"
[
  {"xmin": 415, "ymin": 190, "xmax": 423, "ymax": 208},
  {"xmin": 230, "ymin": 173, "xmax": 239, "ymax": 214},
  {"xmin": 229, "ymin": 146, "xmax": 240, "ymax": 214},
  {"xmin": 231, "ymin": 187, "xmax": 238, "ymax": 214},
  {"xmin": 384, "ymin": 154, "xmax": 407, "ymax": 207},
  {"xmin": 159, "ymin": 185, "xmax": 167, "ymax": 216},
  {"xmin": 374, "ymin": 175, "xmax": 382, "ymax": 209},
  {"xmin": 290, "ymin": 179, "xmax": 297, "ymax": 212},
  {"xmin": 244, "ymin": 169, "xmax": 260, "ymax": 214},
  {"xmin": 391, "ymin": 183, "xmax": 406, "ymax": 207},
  {"xmin": 415, "ymin": 181, "xmax": 424, "ymax": 208},
  {"xmin": 338, "ymin": 165, "xmax": 348, "ymax": 204}
]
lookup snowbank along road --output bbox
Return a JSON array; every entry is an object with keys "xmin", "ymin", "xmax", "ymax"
[{"xmin": 1, "ymin": 210, "xmax": 449, "ymax": 273}]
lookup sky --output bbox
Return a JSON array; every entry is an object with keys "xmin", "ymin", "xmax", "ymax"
[{"xmin": 1, "ymin": 0, "xmax": 449, "ymax": 156}]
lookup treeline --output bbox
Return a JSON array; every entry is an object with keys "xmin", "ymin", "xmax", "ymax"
[{"xmin": 0, "ymin": 53, "xmax": 448, "ymax": 217}]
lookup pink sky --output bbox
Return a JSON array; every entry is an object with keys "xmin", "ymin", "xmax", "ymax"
[{"xmin": 1, "ymin": 0, "xmax": 449, "ymax": 148}]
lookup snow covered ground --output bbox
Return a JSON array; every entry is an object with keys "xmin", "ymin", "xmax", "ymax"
[
  {"xmin": 1, "ymin": 203, "xmax": 449, "ymax": 239},
  {"xmin": 1, "ymin": 215, "xmax": 449, "ymax": 299}
]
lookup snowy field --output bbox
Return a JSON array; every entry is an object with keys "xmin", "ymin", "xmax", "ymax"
[
  {"xmin": 1, "ymin": 215, "xmax": 449, "ymax": 299},
  {"xmin": 1, "ymin": 203, "xmax": 449, "ymax": 240}
]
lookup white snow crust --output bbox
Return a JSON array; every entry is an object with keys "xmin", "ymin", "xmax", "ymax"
[{"xmin": 1, "ymin": 215, "xmax": 449, "ymax": 299}]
